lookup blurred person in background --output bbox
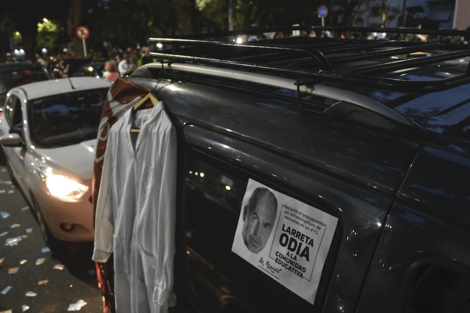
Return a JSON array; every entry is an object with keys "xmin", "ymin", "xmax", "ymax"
[
  {"xmin": 36, "ymin": 54, "xmax": 47, "ymax": 68},
  {"xmin": 138, "ymin": 46, "xmax": 154, "ymax": 67},
  {"xmin": 118, "ymin": 53, "xmax": 135, "ymax": 76},
  {"xmin": 57, "ymin": 59, "xmax": 69, "ymax": 78},
  {"xmin": 103, "ymin": 61, "xmax": 119, "ymax": 82},
  {"xmin": 127, "ymin": 46, "xmax": 138, "ymax": 66}
]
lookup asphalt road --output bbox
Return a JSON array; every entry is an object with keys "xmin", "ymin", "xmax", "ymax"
[{"xmin": 0, "ymin": 164, "xmax": 102, "ymax": 313}]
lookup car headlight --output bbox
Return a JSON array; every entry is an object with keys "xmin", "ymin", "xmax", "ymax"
[
  {"xmin": 45, "ymin": 175, "xmax": 88, "ymax": 199},
  {"xmin": 39, "ymin": 167, "xmax": 88, "ymax": 200}
]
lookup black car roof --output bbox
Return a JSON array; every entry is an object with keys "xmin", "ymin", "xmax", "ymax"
[{"xmin": 142, "ymin": 26, "xmax": 470, "ymax": 140}]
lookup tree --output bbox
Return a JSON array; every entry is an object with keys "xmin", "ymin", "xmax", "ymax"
[
  {"xmin": 195, "ymin": 0, "xmax": 330, "ymax": 31},
  {"xmin": 0, "ymin": 5, "xmax": 16, "ymax": 62},
  {"xmin": 176, "ymin": 0, "xmax": 196, "ymax": 34},
  {"xmin": 37, "ymin": 20, "xmax": 61, "ymax": 49},
  {"xmin": 67, "ymin": 0, "xmax": 88, "ymax": 57},
  {"xmin": 84, "ymin": 0, "xmax": 175, "ymax": 51},
  {"xmin": 20, "ymin": 5, "xmax": 41, "ymax": 61},
  {"xmin": 333, "ymin": 0, "xmax": 361, "ymax": 26},
  {"xmin": 4, "ymin": 0, "xmax": 42, "ymax": 61}
]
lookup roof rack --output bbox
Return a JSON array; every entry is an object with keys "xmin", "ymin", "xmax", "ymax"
[{"xmin": 149, "ymin": 31, "xmax": 470, "ymax": 93}]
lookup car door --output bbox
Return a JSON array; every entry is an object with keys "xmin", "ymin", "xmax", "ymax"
[
  {"xmin": 2, "ymin": 91, "xmax": 28, "ymax": 192},
  {"xmin": 176, "ymin": 125, "xmax": 418, "ymax": 313},
  {"xmin": 153, "ymin": 80, "xmax": 425, "ymax": 313}
]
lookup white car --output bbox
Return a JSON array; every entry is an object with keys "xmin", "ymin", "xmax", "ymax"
[{"xmin": 0, "ymin": 77, "xmax": 111, "ymax": 244}]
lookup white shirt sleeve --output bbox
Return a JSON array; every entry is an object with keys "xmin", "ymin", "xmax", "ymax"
[
  {"xmin": 92, "ymin": 143, "xmax": 114, "ymax": 263},
  {"xmin": 118, "ymin": 61, "xmax": 128, "ymax": 77},
  {"xmin": 152, "ymin": 123, "xmax": 178, "ymax": 307}
]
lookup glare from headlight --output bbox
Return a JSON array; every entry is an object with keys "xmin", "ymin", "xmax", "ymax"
[{"xmin": 45, "ymin": 175, "xmax": 88, "ymax": 199}]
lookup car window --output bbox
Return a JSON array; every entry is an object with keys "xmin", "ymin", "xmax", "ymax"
[
  {"xmin": 74, "ymin": 65, "xmax": 93, "ymax": 77},
  {"xmin": 11, "ymin": 96, "xmax": 23, "ymax": 126},
  {"xmin": 185, "ymin": 153, "xmax": 246, "ymax": 246},
  {"xmin": 4, "ymin": 94, "xmax": 20, "ymax": 127},
  {"xmin": 72, "ymin": 66, "xmax": 85, "ymax": 77},
  {"xmin": 183, "ymin": 150, "xmax": 318, "ymax": 313},
  {"xmin": 27, "ymin": 88, "xmax": 108, "ymax": 148},
  {"xmin": 95, "ymin": 65, "xmax": 104, "ymax": 77}
]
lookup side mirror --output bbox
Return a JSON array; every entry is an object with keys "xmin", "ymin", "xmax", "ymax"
[{"xmin": 0, "ymin": 133, "xmax": 24, "ymax": 147}]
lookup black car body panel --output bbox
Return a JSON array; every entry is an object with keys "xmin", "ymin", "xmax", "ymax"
[
  {"xmin": 121, "ymin": 27, "xmax": 470, "ymax": 313},
  {"xmin": 398, "ymin": 137, "xmax": 470, "ymax": 225},
  {"xmin": 154, "ymin": 81, "xmax": 422, "ymax": 195},
  {"xmin": 181, "ymin": 125, "xmax": 391, "ymax": 312},
  {"xmin": 356, "ymin": 202, "xmax": 470, "ymax": 313}
]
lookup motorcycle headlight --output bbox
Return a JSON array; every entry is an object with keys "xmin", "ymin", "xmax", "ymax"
[{"xmin": 40, "ymin": 167, "xmax": 88, "ymax": 200}]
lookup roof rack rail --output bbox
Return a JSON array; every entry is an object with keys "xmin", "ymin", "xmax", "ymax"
[
  {"xmin": 352, "ymin": 49, "xmax": 470, "ymax": 75},
  {"xmin": 148, "ymin": 34, "xmax": 470, "ymax": 93},
  {"xmin": 136, "ymin": 62, "xmax": 431, "ymax": 139},
  {"xmin": 150, "ymin": 38, "xmax": 333, "ymax": 72},
  {"xmin": 328, "ymin": 43, "xmax": 443, "ymax": 65}
]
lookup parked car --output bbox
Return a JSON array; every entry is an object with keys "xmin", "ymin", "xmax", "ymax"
[
  {"xmin": 73, "ymin": 62, "xmax": 105, "ymax": 78},
  {"xmin": 101, "ymin": 26, "xmax": 470, "ymax": 313},
  {"xmin": 0, "ymin": 62, "xmax": 51, "ymax": 112},
  {"xmin": 0, "ymin": 77, "xmax": 111, "ymax": 244}
]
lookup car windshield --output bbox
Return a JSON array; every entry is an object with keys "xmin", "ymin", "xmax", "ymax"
[{"xmin": 27, "ymin": 88, "xmax": 107, "ymax": 148}]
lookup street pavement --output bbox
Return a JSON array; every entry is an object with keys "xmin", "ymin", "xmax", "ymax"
[{"xmin": 0, "ymin": 165, "xmax": 102, "ymax": 313}]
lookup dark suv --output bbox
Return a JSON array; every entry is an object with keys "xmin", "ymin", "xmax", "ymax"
[{"xmin": 105, "ymin": 27, "xmax": 470, "ymax": 313}]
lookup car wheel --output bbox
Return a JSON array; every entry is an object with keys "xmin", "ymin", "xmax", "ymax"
[
  {"xmin": 31, "ymin": 195, "xmax": 57, "ymax": 247},
  {"xmin": 6, "ymin": 161, "xmax": 19, "ymax": 187}
]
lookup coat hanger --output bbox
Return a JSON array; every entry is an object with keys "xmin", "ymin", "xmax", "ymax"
[{"xmin": 130, "ymin": 92, "xmax": 159, "ymax": 133}]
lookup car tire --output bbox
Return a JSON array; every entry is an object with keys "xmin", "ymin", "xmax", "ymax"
[{"xmin": 31, "ymin": 195, "xmax": 58, "ymax": 247}]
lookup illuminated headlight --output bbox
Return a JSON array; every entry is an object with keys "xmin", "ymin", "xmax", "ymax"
[
  {"xmin": 45, "ymin": 175, "xmax": 88, "ymax": 199},
  {"xmin": 39, "ymin": 167, "xmax": 88, "ymax": 200}
]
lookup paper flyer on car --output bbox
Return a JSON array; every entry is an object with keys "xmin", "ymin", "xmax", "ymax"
[{"xmin": 232, "ymin": 179, "xmax": 338, "ymax": 304}]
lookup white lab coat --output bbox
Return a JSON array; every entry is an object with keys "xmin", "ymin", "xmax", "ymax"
[{"xmin": 92, "ymin": 102, "xmax": 177, "ymax": 313}]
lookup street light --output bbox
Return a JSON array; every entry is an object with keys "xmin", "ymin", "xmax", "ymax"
[{"xmin": 43, "ymin": 18, "xmax": 48, "ymax": 22}]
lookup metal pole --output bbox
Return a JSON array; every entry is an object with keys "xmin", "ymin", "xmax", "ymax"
[
  {"xmin": 322, "ymin": 17, "xmax": 325, "ymax": 26},
  {"xmin": 453, "ymin": 0, "xmax": 460, "ymax": 29},
  {"xmin": 82, "ymin": 38, "xmax": 87, "ymax": 57},
  {"xmin": 228, "ymin": 0, "xmax": 234, "ymax": 31},
  {"xmin": 402, "ymin": 0, "xmax": 407, "ymax": 27}
]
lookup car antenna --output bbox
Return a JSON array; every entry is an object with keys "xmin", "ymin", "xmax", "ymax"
[{"xmin": 67, "ymin": 77, "xmax": 75, "ymax": 89}]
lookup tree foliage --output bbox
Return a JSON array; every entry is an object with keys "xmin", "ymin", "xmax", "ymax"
[
  {"xmin": 0, "ymin": 0, "xmax": 363, "ymax": 62},
  {"xmin": 85, "ymin": 0, "xmax": 175, "ymax": 49},
  {"xmin": 195, "ymin": 0, "xmax": 351, "ymax": 31},
  {"xmin": 37, "ymin": 20, "xmax": 62, "ymax": 48}
]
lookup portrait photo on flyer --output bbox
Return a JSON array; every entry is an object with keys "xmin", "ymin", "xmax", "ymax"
[{"xmin": 231, "ymin": 179, "xmax": 338, "ymax": 304}]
